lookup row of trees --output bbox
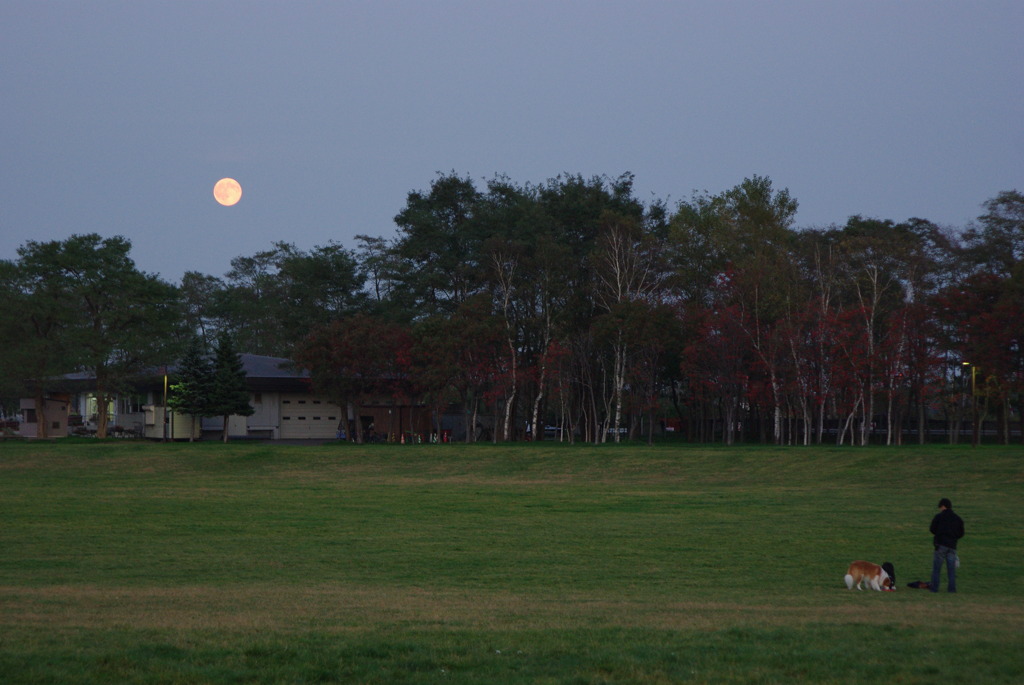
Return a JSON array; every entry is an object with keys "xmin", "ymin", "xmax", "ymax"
[
  {"xmin": 168, "ymin": 333, "xmax": 254, "ymax": 442},
  {"xmin": 0, "ymin": 235, "xmax": 250, "ymax": 439},
  {"xmin": 3, "ymin": 173, "xmax": 1022, "ymax": 444}
]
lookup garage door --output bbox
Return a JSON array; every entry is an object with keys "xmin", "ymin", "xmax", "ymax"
[{"xmin": 278, "ymin": 394, "xmax": 343, "ymax": 439}]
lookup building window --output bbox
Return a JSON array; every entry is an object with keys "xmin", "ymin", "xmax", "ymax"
[{"xmin": 119, "ymin": 395, "xmax": 145, "ymax": 414}]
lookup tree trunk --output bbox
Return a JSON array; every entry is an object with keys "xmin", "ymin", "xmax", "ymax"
[
  {"xmin": 771, "ymin": 375, "xmax": 782, "ymax": 445},
  {"xmin": 463, "ymin": 396, "xmax": 473, "ymax": 444},
  {"xmin": 723, "ymin": 400, "xmax": 735, "ymax": 446},
  {"xmin": 96, "ymin": 390, "xmax": 110, "ymax": 439},
  {"xmin": 1001, "ymin": 396, "xmax": 1010, "ymax": 445},
  {"xmin": 885, "ymin": 387, "xmax": 895, "ymax": 446},
  {"xmin": 500, "ymin": 328, "xmax": 518, "ymax": 441},
  {"xmin": 353, "ymin": 402, "xmax": 364, "ymax": 444},
  {"xmin": 816, "ymin": 396, "xmax": 827, "ymax": 445},
  {"xmin": 801, "ymin": 401, "xmax": 811, "ymax": 446},
  {"xmin": 489, "ymin": 400, "xmax": 497, "ymax": 444},
  {"xmin": 858, "ymin": 383, "xmax": 872, "ymax": 446},
  {"xmin": 598, "ymin": 360, "xmax": 613, "ymax": 444},
  {"xmin": 1018, "ymin": 402, "xmax": 1024, "ymax": 446},
  {"xmin": 502, "ymin": 387, "xmax": 516, "ymax": 442},
  {"xmin": 470, "ymin": 397, "xmax": 480, "ymax": 443},
  {"xmin": 611, "ymin": 337, "xmax": 627, "ymax": 443},
  {"xmin": 530, "ymin": 342, "xmax": 551, "ymax": 441},
  {"xmin": 917, "ymin": 391, "xmax": 927, "ymax": 445},
  {"xmin": 33, "ymin": 389, "xmax": 48, "ymax": 439},
  {"xmin": 647, "ymin": 403, "xmax": 655, "ymax": 446},
  {"xmin": 838, "ymin": 395, "xmax": 862, "ymax": 446}
]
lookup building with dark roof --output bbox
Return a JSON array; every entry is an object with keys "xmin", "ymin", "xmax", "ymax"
[{"xmin": 18, "ymin": 354, "xmax": 433, "ymax": 442}]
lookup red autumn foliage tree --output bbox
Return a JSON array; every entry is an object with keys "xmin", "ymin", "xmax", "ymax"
[
  {"xmin": 293, "ymin": 314, "xmax": 412, "ymax": 443},
  {"xmin": 410, "ymin": 294, "xmax": 506, "ymax": 442}
]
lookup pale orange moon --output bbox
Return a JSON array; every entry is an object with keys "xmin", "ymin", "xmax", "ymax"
[{"xmin": 213, "ymin": 177, "xmax": 242, "ymax": 206}]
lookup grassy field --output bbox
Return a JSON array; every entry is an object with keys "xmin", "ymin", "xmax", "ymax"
[{"xmin": 1, "ymin": 440, "xmax": 1021, "ymax": 683}]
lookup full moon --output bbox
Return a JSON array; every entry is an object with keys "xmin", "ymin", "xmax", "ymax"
[{"xmin": 213, "ymin": 177, "xmax": 242, "ymax": 206}]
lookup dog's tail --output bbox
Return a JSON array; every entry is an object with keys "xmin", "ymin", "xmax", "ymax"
[{"xmin": 844, "ymin": 573, "xmax": 855, "ymax": 590}]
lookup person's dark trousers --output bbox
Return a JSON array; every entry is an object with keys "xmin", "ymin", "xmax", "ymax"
[{"xmin": 931, "ymin": 545, "xmax": 958, "ymax": 592}]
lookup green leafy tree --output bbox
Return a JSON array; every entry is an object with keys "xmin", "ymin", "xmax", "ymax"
[
  {"xmin": 671, "ymin": 177, "xmax": 800, "ymax": 444},
  {"xmin": 178, "ymin": 271, "xmax": 227, "ymax": 344},
  {"xmin": 0, "ymin": 258, "xmax": 78, "ymax": 436},
  {"xmin": 591, "ymin": 210, "xmax": 671, "ymax": 442},
  {"xmin": 220, "ymin": 246, "xmax": 288, "ymax": 355},
  {"xmin": 530, "ymin": 173, "xmax": 649, "ymax": 442},
  {"xmin": 355, "ymin": 234, "xmax": 402, "ymax": 306},
  {"xmin": 215, "ymin": 242, "xmax": 367, "ymax": 356},
  {"xmin": 276, "ymin": 242, "xmax": 368, "ymax": 338},
  {"xmin": 208, "ymin": 331, "xmax": 254, "ymax": 442},
  {"xmin": 10, "ymin": 234, "xmax": 182, "ymax": 438},
  {"xmin": 392, "ymin": 173, "xmax": 486, "ymax": 318},
  {"xmin": 963, "ymin": 190, "xmax": 1024, "ymax": 277}
]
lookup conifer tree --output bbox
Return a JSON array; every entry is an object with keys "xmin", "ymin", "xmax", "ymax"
[
  {"xmin": 208, "ymin": 331, "xmax": 254, "ymax": 442},
  {"xmin": 167, "ymin": 335, "xmax": 212, "ymax": 441}
]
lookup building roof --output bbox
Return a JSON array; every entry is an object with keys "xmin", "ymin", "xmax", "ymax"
[
  {"xmin": 239, "ymin": 354, "xmax": 308, "ymax": 380},
  {"xmin": 49, "ymin": 353, "xmax": 313, "ymax": 391},
  {"xmin": 237, "ymin": 354, "xmax": 313, "ymax": 391}
]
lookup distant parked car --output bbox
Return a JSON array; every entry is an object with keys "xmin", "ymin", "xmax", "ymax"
[{"xmin": 525, "ymin": 424, "xmax": 562, "ymax": 439}]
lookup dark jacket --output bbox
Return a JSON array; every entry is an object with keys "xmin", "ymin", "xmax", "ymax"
[{"xmin": 930, "ymin": 508, "xmax": 965, "ymax": 549}]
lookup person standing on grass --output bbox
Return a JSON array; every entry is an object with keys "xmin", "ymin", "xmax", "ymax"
[{"xmin": 930, "ymin": 497, "xmax": 965, "ymax": 593}]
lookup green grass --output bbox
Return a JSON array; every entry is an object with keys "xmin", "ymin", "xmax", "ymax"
[{"xmin": 1, "ymin": 440, "xmax": 1022, "ymax": 683}]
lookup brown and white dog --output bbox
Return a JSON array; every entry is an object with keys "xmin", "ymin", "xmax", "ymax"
[{"xmin": 844, "ymin": 561, "xmax": 894, "ymax": 591}]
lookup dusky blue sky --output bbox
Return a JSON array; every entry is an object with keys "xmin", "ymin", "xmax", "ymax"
[{"xmin": 2, "ymin": 0, "xmax": 1021, "ymax": 283}]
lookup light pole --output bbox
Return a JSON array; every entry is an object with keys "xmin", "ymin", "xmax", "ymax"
[
  {"xmin": 1012, "ymin": 340, "xmax": 1022, "ymax": 443},
  {"xmin": 162, "ymin": 366, "xmax": 169, "ymax": 442},
  {"xmin": 962, "ymin": 362, "xmax": 978, "ymax": 447}
]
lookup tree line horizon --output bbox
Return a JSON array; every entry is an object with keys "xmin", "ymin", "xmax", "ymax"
[{"xmin": 2, "ymin": 172, "xmax": 1022, "ymax": 445}]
